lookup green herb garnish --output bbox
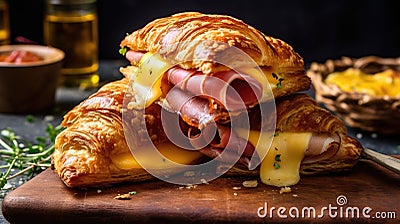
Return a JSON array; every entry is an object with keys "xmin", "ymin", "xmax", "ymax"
[
  {"xmin": 0, "ymin": 124, "xmax": 63, "ymax": 189},
  {"xmin": 119, "ymin": 47, "xmax": 127, "ymax": 56},
  {"xmin": 273, "ymin": 161, "xmax": 281, "ymax": 169},
  {"xmin": 277, "ymin": 78, "xmax": 284, "ymax": 89},
  {"xmin": 270, "ymin": 132, "xmax": 280, "ymax": 139},
  {"xmin": 273, "ymin": 148, "xmax": 281, "ymax": 169},
  {"xmin": 25, "ymin": 115, "xmax": 34, "ymax": 123},
  {"xmin": 271, "ymin": 73, "xmax": 284, "ymax": 89}
]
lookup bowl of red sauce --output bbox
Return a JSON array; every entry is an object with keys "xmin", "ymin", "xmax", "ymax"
[{"xmin": 0, "ymin": 45, "xmax": 64, "ymax": 113}]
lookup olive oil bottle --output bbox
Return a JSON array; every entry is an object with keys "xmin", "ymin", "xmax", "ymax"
[
  {"xmin": 0, "ymin": 0, "xmax": 10, "ymax": 45},
  {"xmin": 44, "ymin": 0, "xmax": 99, "ymax": 88}
]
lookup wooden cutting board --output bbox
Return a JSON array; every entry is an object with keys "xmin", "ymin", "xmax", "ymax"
[{"xmin": 2, "ymin": 158, "xmax": 399, "ymax": 223}]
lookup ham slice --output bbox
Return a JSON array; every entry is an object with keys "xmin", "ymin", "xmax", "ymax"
[
  {"xmin": 164, "ymin": 86, "xmax": 216, "ymax": 128},
  {"xmin": 166, "ymin": 67, "xmax": 262, "ymax": 111},
  {"xmin": 125, "ymin": 50, "xmax": 144, "ymax": 65},
  {"xmin": 193, "ymin": 124, "xmax": 258, "ymax": 168},
  {"xmin": 302, "ymin": 133, "xmax": 341, "ymax": 164},
  {"xmin": 208, "ymin": 125, "xmax": 255, "ymax": 158},
  {"xmin": 125, "ymin": 50, "xmax": 263, "ymax": 111}
]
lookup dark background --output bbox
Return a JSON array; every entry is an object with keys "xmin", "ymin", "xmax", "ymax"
[{"xmin": 6, "ymin": 0, "xmax": 400, "ymax": 64}]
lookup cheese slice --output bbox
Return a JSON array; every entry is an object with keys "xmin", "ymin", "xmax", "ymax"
[
  {"xmin": 259, "ymin": 132, "xmax": 311, "ymax": 186},
  {"xmin": 111, "ymin": 143, "xmax": 203, "ymax": 170},
  {"xmin": 236, "ymin": 66, "xmax": 273, "ymax": 101},
  {"xmin": 111, "ymin": 151, "xmax": 142, "ymax": 170},
  {"xmin": 128, "ymin": 52, "xmax": 172, "ymax": 109},
  {"xmin": 127, "ymin": 52, "xmax": 276, "ymax": 109},
  {"xmin": 236, "ymin": 129, "xmax": 312, "ymax": 187}
]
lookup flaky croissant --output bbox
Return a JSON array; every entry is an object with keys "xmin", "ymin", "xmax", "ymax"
[
  {"xmin": 53, "ymin": 79, "xmax": 155, "ymax": 187},
  {"xmin": 53, "ymin": 12, "xmax": 363, "ymax": 188},
  {"xmin": 225, "ymin": 94, "xmax": 363, "ymax": 177},
  {"xmin": 120, "ymin": 12, "xmax": 311, "ymax": 101},
  {"xmin": 274, "ymin": 94, "xmax": 362, "ymax": 174},
  {"xmin": 53, "ymin": 79, "xmax": 362, "ymax": 188}
]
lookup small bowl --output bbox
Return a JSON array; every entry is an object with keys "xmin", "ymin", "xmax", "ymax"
[
  {"xmin": 307, "ymin": 56, "xmax": 400, "ymax": 135},
  {"xmin": 0, "ymin": 45, "xmax": 64, "ymax": 113}
]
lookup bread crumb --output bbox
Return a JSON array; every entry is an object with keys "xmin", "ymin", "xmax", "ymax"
[
  {"xmin": 279, "ymin": 186, "xmax": 291, "ymax": 194},
  {"xmin": 242, "ymin": 180, "xmax": 258, "ymax": 188},
  {"xmin": 185, "ymin": 184, "xmax": 198, "ymax": 189},
  {"xmin": 114, "ymin": 191, "xmax": 137, "ymax": 199},
  {"xmin": 114, "ymin": 193, "xmax": 132, "ymax": 200}
]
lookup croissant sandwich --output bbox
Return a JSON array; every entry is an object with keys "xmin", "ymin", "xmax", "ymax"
[{"xmin": 53, "ymin": 12, "xmax": 363, "ymax": 188}]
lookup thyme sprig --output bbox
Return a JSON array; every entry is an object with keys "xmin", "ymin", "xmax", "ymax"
[
  {"xmin": 119, "ymin": 47, "xmax": 127, "ymax": 56},
  {"xmin": 0, "ymin": 124, "xmax": 63, "ymax": 189},
  {"xmin": 272, "ymin": 72, "xmax": 284, "ymax": 89}
]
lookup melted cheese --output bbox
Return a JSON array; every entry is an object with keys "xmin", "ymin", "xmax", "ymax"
[
  {"xmin": 127, "ymin": 53, "xmax": 277, "ymax": 109},
  {"xmin": 236, "ymin": 66, "xmax": 274, "ymax": 101},
  {"xmin": 111, "ymin": 143, "xmax": 203, "ymax": 170},
  {"xmin": 236, "ymin": 129, "xmax": 312, "ymax": 187},
  {"xmin": 325, "ymin": 68, "xmax": 400, "ymax": 97},
  {"xmin": 128, "ymin": 52, "xmax": 172, "ymax": 109},
  {"xmin": 111, "ymin": 152, "xmax": 141, "ymax": 170}
]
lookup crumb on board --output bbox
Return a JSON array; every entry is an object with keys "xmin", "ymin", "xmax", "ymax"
[
  {"xmin": 178, "ymin": 184, "xmax": 198, "ymax": 190},
  {"xmin": 114, "ymin": 191, "xmax": 137, "ymax": 200},
  {"xmin": 186, "ymin": 184, "xmax": 198, "ymax": 189},
  {"xmin": 279, "ymin": 186, "xmax": 291, "ymax": 194},
  {"xmin": 114, "ymin": 193, "xmax": 132, "ymax": 200},
  {"xmin": 242, "ymin": 180, "xmax": 258, "ymax": 188}
]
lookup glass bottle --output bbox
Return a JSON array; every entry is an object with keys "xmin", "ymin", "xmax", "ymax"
[
  {"xmin": 44, "ymin": 0, "xmax": 99, "ymax": 89},
  {"xmin": 0, "ymin": 0, "xmax": 10, "ymax": 45}
]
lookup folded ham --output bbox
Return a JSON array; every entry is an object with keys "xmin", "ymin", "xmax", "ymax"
[{"xmin": 126, "ymin": 50, "xmax": 263, "ymax": 111}]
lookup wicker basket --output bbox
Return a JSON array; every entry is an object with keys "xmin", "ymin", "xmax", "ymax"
[{"xmin": 307, "ymin": 56, "xmax": 400, "ymax": 135}]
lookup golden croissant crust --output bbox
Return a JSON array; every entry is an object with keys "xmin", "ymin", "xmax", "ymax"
[
  {"xmin": 234, "ymin": 93, "xmax": 362, "ymax": 176},
  {"xmin": 276, "ymin": 94, "xmax": 362, "ymax": 174},
  {"xmin": 120, "ymin": 12, "xmax": 304, "ymax": 77},
  {"xmin": 275, "ymin": 94, "xmax": 347, "ymax": 134},
  {"xmin": 53, "ymin": 79, "xmax": 157, "ymax": 187}
]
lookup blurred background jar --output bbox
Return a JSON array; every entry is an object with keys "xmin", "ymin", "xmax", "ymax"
[
  {"xmin": 0, "ymin": 0, "xmax": 10, "ymax": 45},
  {"xmin": 44, "ymin": 0, "xmax": 99, "ymax": 89}
]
